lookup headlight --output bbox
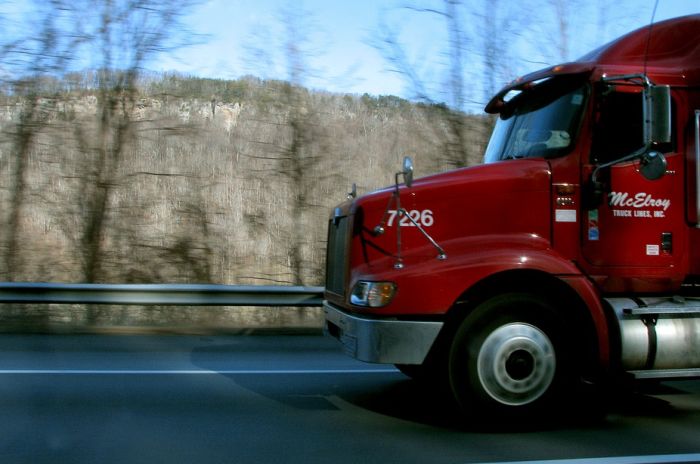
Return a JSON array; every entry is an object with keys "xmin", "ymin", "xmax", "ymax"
[{"xmin": 350, "ymin": 281, "xmax": 396, "ymax": 307}]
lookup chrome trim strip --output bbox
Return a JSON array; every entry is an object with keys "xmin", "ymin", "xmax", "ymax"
[{"xmin": 629, "ymin": 369, "xmax": 700, "ymax": 380}]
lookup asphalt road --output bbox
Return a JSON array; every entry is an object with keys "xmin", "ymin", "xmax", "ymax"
[{"xmin": 0, "ymin": 334, "xmax": 699, "ymax": 464}]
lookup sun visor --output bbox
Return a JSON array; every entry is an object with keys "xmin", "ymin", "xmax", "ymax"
[{"xmin": 485, "ymin": 63, "xmax": 593, "ymax": 114}]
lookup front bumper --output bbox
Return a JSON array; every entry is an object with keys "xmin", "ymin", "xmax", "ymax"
[{"xmin": 323, "ymin": 301, "xmax": 443, "ymax": 365}]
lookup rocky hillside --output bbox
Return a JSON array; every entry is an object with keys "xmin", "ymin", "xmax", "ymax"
[{"xmin": 0, "ymin": 74, "xmax": 491, "ymax": 330}]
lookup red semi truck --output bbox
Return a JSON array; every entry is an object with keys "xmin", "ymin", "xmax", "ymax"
[{"xmin": 323, "ymin": 15, "xmax": 700, "ymax": 421}]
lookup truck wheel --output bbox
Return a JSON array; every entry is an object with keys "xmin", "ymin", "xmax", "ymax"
[{"xmin": 448, "ymin": 293, "xmax": 573, "ymax": 423}]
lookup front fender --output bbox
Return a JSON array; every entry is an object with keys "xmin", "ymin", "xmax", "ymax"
[{"xmin": 351, "ymin": 233, "xmax": 582, "ymax": 317}]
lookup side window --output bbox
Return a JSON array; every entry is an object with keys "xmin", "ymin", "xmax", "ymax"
[
  {"xmin": 591, "ymin": 87, "xmax": 675, "ymax": 165},
  {"xmin": 591, "ymin": 90, "xmax": 644, "ymax": 164}
]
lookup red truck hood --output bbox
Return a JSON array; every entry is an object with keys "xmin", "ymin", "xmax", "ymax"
[{"xmin": 347, "ymin": 159, "xmax": 553, "ymax": 271}]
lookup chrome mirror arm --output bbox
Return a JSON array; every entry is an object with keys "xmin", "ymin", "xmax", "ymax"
[{"xmin": 397, "ymin": 208, "xmax": 447, "ymax": 260}]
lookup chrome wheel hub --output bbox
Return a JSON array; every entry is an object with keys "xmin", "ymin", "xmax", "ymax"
[{"xmin": 476, "ymin": 322, "xmax": 556, "ymax": 406}]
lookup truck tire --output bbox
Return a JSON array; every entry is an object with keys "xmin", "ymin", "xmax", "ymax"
[{"xmin": 448, "ymin": 293, "xmax": 574, "ymax": 424}]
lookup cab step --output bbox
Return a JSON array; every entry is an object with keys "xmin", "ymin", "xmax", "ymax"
[{"xmin": 621, "ymin": 296, "xmax": 700, "ymax": 316}]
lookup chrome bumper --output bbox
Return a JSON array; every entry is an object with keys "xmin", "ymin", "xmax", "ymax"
[{"xmin": 323, "ymin": 301, "xmax": 443, "ymax": 365}]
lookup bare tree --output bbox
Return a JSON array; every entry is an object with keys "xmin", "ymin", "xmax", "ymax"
[
  {"xmin": 242, "ymin": 5, "xmax": 328, "ymax": 286},
  {"xmin": 477, "ymin": 0, "xmax": 526, "ymax": 102},
  {"xmin": 542, "ymin": 0, "xmax": 641, "ymax": 65},
  {"xmin": 68, "ymin": 2, "xmax": 197, "ymax": 287},
  {"xmin": 281, "ymin": 7, "xmax": 316, "ymax": 286},
  {"xmin": 376, "ymin": 0, "xmax": 483, "ymax": 169},
  {"xmin": 1, "ymin": 1, "xmax": 202, "ymax": 329},
  {"xmin": 440, "ymin": 0, "xmax": 470, "ymax": 168},
  {"xmin": 549, "ymin": 0, "xmax": 572, "ymax": 62},
  {"xmin": 0, "ymin": 1, "xmax": 84, "ymax": 280}
]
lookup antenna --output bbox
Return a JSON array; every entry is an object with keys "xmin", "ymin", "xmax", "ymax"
[{"xmin": 643, "ymin": 0, "xmax": 660, "ymax": 76}]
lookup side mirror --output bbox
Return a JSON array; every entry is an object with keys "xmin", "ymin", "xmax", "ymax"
[
  {"xmin": 644, "ymin": 85, "xmax": 671, "ymax": 145},
  {"xmin": 639, "ymin": 150, "xmax": 667, "ymax": 180},
  {"xmin": 402, "ymin": 156, "xmax": 414, "ymax": 188}
]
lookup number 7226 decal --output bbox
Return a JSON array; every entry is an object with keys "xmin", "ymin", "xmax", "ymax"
[{"xmin": 386, "ymin": 209, "xmax": 434, "ymax": 227}]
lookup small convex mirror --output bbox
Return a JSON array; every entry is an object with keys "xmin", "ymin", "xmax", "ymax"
[
  {"xmin": 639, "ymin": 150, "xmax": 667, "ymax": 180},
  {"xmin": 402, "ymin": 156, "xmax": 414, "ymax": 188}
]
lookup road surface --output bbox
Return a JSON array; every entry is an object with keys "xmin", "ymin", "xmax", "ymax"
[{"xmin": 0, "ymin": 334, "xmax": 698, "ymax": 464}]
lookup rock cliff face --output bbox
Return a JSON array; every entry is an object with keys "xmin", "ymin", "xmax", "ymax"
[
  {"xmin": 0, "ymin": 94, "xmax": 242, "ymax": 128},
  {"xmin": 0, "ymin": 78, "xmax": 489, "ymax": 331}
]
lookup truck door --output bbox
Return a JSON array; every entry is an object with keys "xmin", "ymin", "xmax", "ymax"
[{"xmin": 581, "ymin": 87, "xmax": 685, "ymax": 290}]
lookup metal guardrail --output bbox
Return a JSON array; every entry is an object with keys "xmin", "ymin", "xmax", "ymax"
[{"xmin": 0, "ymin": 283, "xmax": 325, "ymax": 307}]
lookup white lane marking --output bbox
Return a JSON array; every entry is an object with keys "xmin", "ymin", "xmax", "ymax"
[
  {"xmin": 470, "ymin": 454, "xmax": 700, "ymax": 464},
  {"xmin": 0, "ymin": 368, "xmax": 399, "ymax": 375}
]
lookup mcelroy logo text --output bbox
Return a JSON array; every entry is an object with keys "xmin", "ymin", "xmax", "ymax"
[{"xmin": 609, "ymin": 192, "xmax": 671, "ymax": 211}]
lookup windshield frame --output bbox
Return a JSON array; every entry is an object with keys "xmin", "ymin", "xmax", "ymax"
[{"xmin": 484, "ymin": 76, "xmax": 590, "ymax": 164}]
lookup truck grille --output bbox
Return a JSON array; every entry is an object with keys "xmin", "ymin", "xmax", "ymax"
[{"xmin": 325, "ymin": 215, "xmax": 350, "ymax": 297}]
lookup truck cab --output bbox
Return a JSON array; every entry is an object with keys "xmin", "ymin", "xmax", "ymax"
[{"xmin": 324, "ymin": 15, "xmax": 700, "ymax": 422}]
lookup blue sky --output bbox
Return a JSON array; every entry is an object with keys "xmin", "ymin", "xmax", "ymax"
[
  {"xmin": 158, "ymin": 0, "xmax": 405, "ymax": 95},
  {"xmin": 157, "ymin": 0, "xmax": 698, "ymax": 112},
  {"xmin": 3, "ymin": 0, "xmax": 698, "ymax": 112}
]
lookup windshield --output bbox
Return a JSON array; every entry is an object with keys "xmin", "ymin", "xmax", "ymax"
[{"xmin": 484, "ymin": 78, "xmax": 588, "ymax": 163}]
